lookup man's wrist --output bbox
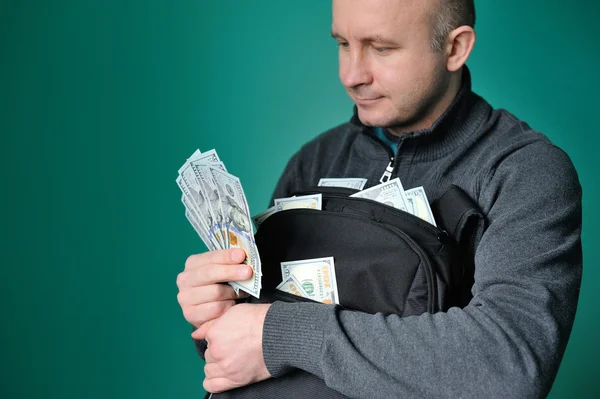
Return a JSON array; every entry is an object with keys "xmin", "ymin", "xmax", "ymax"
[{"xmin": 262, "ymin": 301, "xmax": 332, "ymax": 378}]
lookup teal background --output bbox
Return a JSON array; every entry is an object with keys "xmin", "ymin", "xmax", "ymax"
[{"xmin": 1, "ymin": 1, "xmax": 598, "ymax": 398}]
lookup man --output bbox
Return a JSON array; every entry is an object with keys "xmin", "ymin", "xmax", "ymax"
[{"xmin": 176, "ymin": 0, "xmax": 582, "ymax": 397}]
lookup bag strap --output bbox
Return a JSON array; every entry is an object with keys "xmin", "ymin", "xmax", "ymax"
[{"xmin": 431, "ymin": 185, "xmax": 486, "ymax": 306}]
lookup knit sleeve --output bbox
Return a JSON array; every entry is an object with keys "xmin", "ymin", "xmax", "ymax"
[{"xmin": 261, "ymin": 142, "xmax": 583, "ymax": 398}]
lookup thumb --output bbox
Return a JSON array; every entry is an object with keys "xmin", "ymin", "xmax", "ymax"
[{"xmin": 192, "ymin": 319, "xmax": 216, "ymax": 341}]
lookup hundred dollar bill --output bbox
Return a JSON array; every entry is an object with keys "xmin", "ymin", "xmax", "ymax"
[
  {"xmin": 181, "ymin": 193, "xmax": 220, "ymax": 249},
  {"xmin": 193, "ymin": 149, "xmax": 227, "ymax": 172},
  {"xmin": 252, "ymin": 205, "xmax": 277, "ymax": 229},
  {"xmin": 404, "ymin": 186, "xmax": 437, "ymax": 227},
  {"xmin": 177, "ymin": 151, "xmax": 228, "ymax": 248},
  {"xmin": 281, "ymin": 257, "xmax": 339, "ymax": 304},
  {"xmin": 276, "ymin": 274, "xmax": 311, "ymax": 299},
  {"xmin": 210, "ymin": 167, "xmax": 262, "ymax": 297},
  {"xmin": 184, "ymin": 208, "xmax": 218, "ymax": 251},
  {"xmin": 176, "ymin": 175, "xmax": 203, "ymax": 227},
  {"xmin": 350, "ymin": 177, "xmax": 408, "ymax": 212},
  {"xmin": 176, "ymin": 149, "xmax": 202, "ymax": 202},
  {"xmin": 190, "ymin": 163, "xmax": 228, "ymax": 249},
  {"xmin": 405, "ymin": 195, "xmax": 415, "ymax": 215},
  {"xmin": 176, "ymin": 151, "xmax": 224, "ymax": 249},
  {"xmin": 182, "ymin": 148, "xmax": 202, "ymax": 164},
  {"xmin": 191, "ymin": 150, "xmax": 229, "ymax": 247},
  {"xmin": 318, "ymin": 178, "xmax": 368, "ymax": 190},
  {"xmin": 190, "ymin": 149, "xmax": 229, "ymax": 180},
  {"xmin": 274, "ymin": 194, "xmax": 322, "ymax": 211}
]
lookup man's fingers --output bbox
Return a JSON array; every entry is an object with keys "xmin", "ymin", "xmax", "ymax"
[
  {"xmin": 204, "ymin": 346, "xmax": 215, "ymax": 363},
  {"xmin": 199, "ymin": 264, "xmax": 254, "ymax": 286},
  {"xmin": 204, "ymin": 377, "xmax": 236, "ymax": 394},
  {"xmin": 178, "ymin": 263, "xmax": 253, "ymax": 288},
  {"xmin": 185, "ymin": 300, "xmax": 234, "ymax": 329},
  {"xmin": 193, "ymin": 319, "xmax": 216, "ymax": 340},
  {"xmin": 235, "ymin": 290, "xmax": 250, "ymax": 300},
  {"xmin": 178, "ymin": 284, "xmax": 239, "ymax": 306},
  {"xmin": 178, "ymin": 264, "xmax": 253, "ymax": 288},
  {"xmin": 185, "ymin": 248, "xmax": 247, "ymax": 271},
  {"xmin": 204, "ymin": 362, "xmax": 226, "ymax": 379}
]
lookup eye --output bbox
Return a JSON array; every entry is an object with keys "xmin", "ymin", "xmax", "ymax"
[
  {"xmin": 373, "ymin": 46, "xmax": 391, "ymax": 53},
  {"xmin": 337, "ymin": 41, "xmax": 349, "ymax": 49}
]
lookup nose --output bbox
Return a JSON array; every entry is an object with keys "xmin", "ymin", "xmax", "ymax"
[{"xmin": 339, "ymin": 49, "xmax": 372, "ymax": 89}]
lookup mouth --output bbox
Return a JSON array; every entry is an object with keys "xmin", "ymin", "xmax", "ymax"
[{"xmin": 354, "ymin": 96, "xmax": 383, "ymax": 106}]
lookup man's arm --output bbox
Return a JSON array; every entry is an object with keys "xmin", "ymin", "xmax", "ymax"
[{"xmin": 262, "ymin": 144, "xmax": 583, "ymax": 398}]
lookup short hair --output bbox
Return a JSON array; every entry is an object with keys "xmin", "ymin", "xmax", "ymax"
[{"xmin": 429, "ymin": 0, "xmax": 476, "ymax": 52}]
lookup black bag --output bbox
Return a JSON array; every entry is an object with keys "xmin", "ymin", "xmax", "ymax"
[{"xmin": 202, "ymin": 185, "xmax": 484, "ymax": 399}]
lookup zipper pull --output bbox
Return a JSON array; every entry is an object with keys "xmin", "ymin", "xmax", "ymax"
[{"xmin": 379, "ymin": 157, "xmax": 394, "ymax": 183}]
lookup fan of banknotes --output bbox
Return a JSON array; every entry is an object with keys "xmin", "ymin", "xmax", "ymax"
[
  {"xmin": 176, "ymin": 149, "xmax": 262, "ymax": 298},
  {"xmin": 177, "ymin": 149, "xmax": 437, "ymax": 302}
]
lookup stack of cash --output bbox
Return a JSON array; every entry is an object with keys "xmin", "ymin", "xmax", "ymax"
[
  {"xmin": 176, "ymin": 149, "xmax": 262, "ymax": 298},
  {"xmin": 253, "ymin": 177, "xmax": 437, "ymax": 229},
  {"xmin": 348, "ymin": 178, "xmax": 437, "ymax": 227},
  {"xmin": 252, "ymin": 193, "xmax": 323, "ymax": 227}
]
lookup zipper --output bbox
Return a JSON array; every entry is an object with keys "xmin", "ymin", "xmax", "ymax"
[
  {"xmin": 378, "ymin": 135, "xmax": 404, "ymax": 184},
  {"xmin": 379, "ymin": 157, "xmax": 394, "ymax": 183},
  {"xmin": 366, "ymin": 127, "xmax": 399, "ymax": 184}
]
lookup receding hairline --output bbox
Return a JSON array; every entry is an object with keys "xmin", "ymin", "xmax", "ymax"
[{"xmin": 330, "ymin": 0, "xmax": 475, "ymax": 50}]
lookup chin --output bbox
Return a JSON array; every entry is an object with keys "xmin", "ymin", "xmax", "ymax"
[{"xmin": 357, "ymin": 109, "xmax": 394, "ymax": 128}]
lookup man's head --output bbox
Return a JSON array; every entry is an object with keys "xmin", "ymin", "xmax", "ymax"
[{"xmin": 331, "ymin": 0, "xmax": 476, "ymax": 134}]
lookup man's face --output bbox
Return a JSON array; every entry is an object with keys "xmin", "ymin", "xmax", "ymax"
[{"xmin": 332, "ymin": 0, "xmax": 450, "ymax": 132}]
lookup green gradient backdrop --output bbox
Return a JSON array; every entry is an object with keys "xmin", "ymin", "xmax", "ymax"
[{"xmin": 1, "ymin": 1, "xmax": 598, "ymax": 398}]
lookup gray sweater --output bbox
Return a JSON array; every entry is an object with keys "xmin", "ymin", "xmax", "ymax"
[{"xmin": 261, "ymin": 69, "xmax": 583, "ymax": 398}]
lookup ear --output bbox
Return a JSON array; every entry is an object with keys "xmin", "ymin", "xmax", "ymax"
[{"xmin": 444, "ymin": 26, "xmax": 476, "ymax": 72}]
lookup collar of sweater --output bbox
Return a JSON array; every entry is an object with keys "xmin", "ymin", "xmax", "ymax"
[{"xmin": 349, "ymin": 66, "xmax": 493, "ymax": 162}]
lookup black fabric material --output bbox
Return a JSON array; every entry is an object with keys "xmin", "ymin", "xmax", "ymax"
[
  {"xmin": 431, "ymin": 185, "xmax": 486, "ymax": 305},
  {"xmin": 254, "ymin": 208, "xmax": 433, "ymax": 315},
  {"xmin": 203, "ymin": 186, "xmax": 484, "ymax": 399}
]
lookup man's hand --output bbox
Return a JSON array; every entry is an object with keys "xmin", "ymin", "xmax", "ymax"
[
  {"xmin": 197, "ymin": 303, "xmax": 273, "ymax": 393},
  {"xmin": 176, "ymin": 248, "xmax": 253, "ymax": 331}
]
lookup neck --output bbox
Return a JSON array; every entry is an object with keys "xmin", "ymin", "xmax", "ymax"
[{"xmin": 387, "ymin": 70, "xmax": 463, "ymax": 136}]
